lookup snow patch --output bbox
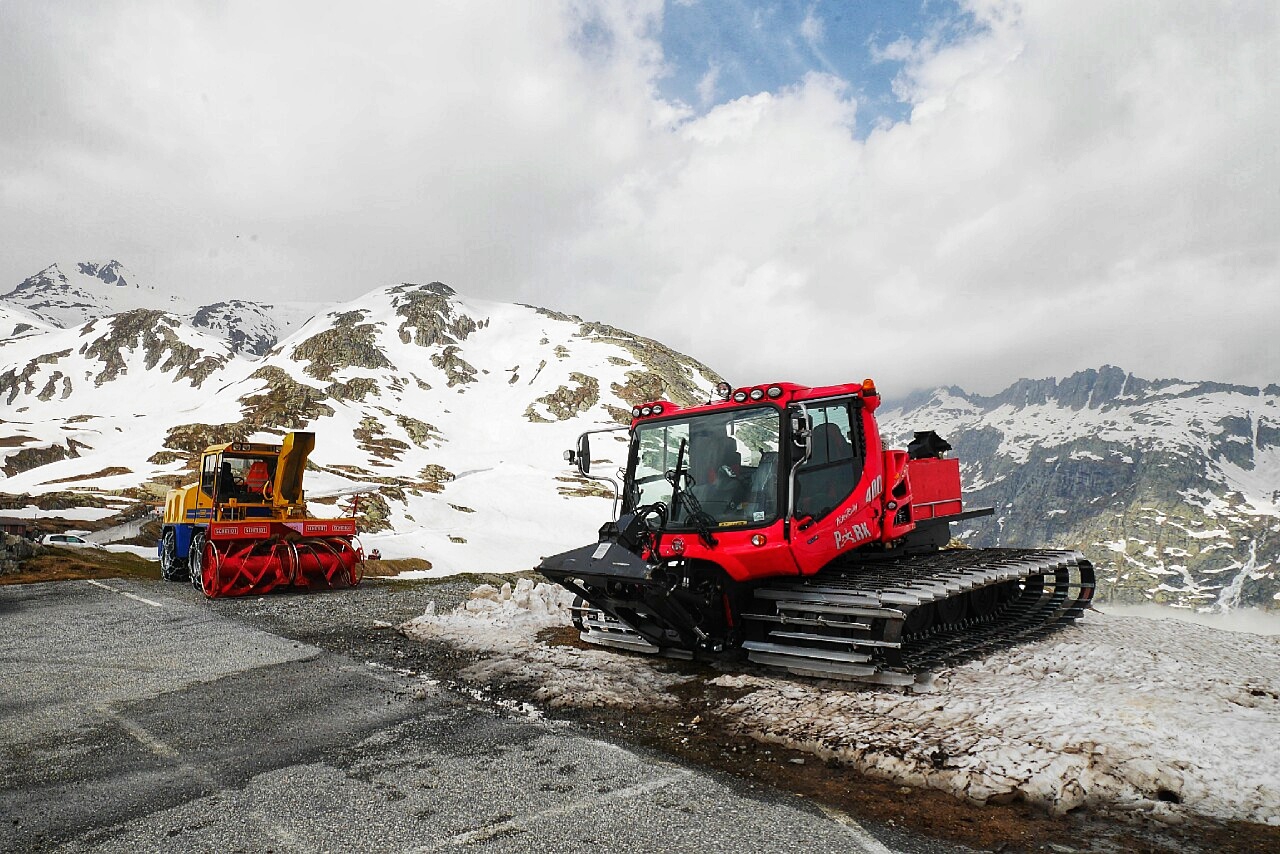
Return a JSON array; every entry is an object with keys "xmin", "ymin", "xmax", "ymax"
[
  {"xmin": 401, "ymin": 580, "xmax": 688, "ymax": 708},
  {"xmin": 727, "ymin": 616, "xmax": 1280, "ymax": 824}
]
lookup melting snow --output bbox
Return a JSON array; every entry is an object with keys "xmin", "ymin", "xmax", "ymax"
[{"xmin": 402, "ymin": 579, "xmax": 687, "ymax": 708}]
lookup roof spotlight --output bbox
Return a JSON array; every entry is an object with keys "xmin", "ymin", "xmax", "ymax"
[
  {"xmin": 767, "ymin": 386, "xmax": 783, "ymax": 399},
  {"xmin": 733, "ymin": 391, "xmax": 748, "ymax": 403},
  {"xmin": 651, "ymin": 404, "xmax": 664, "ymax": 415},
  {"xmin": 641, "ymin": 406, "xmax": 652, "ymax": 416},
  {"xmin": 749, "ymin": 388, "xmax": 764, "ymax": 401},
  {"xmin": 632, "ymin": 407, "xmax": 642, "ymax": 417}
]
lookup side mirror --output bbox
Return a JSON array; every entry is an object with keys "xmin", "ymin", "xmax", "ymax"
[
  {"xmin": 576, "ymin": 433, "xmax": 591, "ymax": 474},
  {"xmin": 790, "ymin": 412, "xmax": 812, "ymax": 444}
]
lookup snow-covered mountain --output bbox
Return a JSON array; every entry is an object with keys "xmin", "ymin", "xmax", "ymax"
[
  {"xmin": 0, "ymin": 280, "xmax": 723, "ymax": 571},
  {"xmin": 2, "ymin": 260, "xmax": 183, "ymax": 326},
  {"xmin": 0, "ymin": 261, "xmax": 322, "ymax": 356},
  {"xmin": 0, "ymin": 302, "xmax": 54, "ymax": 340},
  {"xmin": 881, "ymin": 366, "xmax": 1280, "ymax": 611}
]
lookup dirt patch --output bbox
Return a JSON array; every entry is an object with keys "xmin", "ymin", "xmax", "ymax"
[
  {"xmin": 366, "ymin": 558, "xmax": 435, "ymax": 576},
  {"xmin": 41, "ymin": 467, "xmax": 133, "ymax": 485},
  {"xmin": 0, "ymin": 435, "xmax": 35, "ymax": 448},
  {"xmin": 1, "ymin": 547, "xmax": 156, "ymax": 586}
]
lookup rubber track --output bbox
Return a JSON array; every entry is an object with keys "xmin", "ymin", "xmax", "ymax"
[{"xmin": 741, "ymin": 548, "xmax": 1095, "ymax": 684}]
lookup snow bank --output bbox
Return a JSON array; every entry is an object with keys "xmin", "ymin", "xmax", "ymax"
[
  {"xmin": 718, "ymin": 614, "xmax": 1280, "ymax": 824},
  {"xmin": 402, "ymin": 587, "xmax": 1280, "ymax": 825},
  {"xmin": 1098, "ymin": 602, "xmax": 1280, "ymax": 636}
]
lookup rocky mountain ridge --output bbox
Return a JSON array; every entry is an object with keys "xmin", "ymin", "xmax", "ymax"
[
  {"xmin": 0, "ymin": 261, "xmax": 322, "ymax": 356},
  {"xmin": 881, "ymin": 366, "xmax": 1280, "ymax": 610}
]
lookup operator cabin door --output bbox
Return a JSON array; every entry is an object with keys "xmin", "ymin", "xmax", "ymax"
[{"xmin": 789, "ymin": 399, "xmax": 870, "ymax": 575}]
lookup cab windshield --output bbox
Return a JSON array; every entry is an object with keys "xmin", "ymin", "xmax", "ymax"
[
  {"xmin": 628, "ymin": 406, "xmax": 781, "ymax": 528},
  {"xmin": 210, "ymin": 453, "xmax": 277, "ymax": 502}
]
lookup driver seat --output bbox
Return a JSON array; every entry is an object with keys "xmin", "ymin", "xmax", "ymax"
[
  {"xmin": 689, "ymin": 433, "xmax": 741, "ymax": 517},
  {"xmin": 245, "ymin": 460, "xmax": 271, "ymax": 499}
]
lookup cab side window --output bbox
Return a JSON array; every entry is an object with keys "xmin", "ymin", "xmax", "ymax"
[
  {"xmin": 200, "ymin": 455, "xmax": 217, "ymax": 497},
  {"xmin": 794, "ymin": 402, "xmax": 862, "ymax": 519}
]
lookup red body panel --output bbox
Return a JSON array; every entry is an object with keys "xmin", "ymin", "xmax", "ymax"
[
  {"xmin": 906, "ymin": 457, "xmax": 963, "ymax": 521},
  {"xmin": 655, "ymin": 520, "xmax": 799, "ymax": 582}
]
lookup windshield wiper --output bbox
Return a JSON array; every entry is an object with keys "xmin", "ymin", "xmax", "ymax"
[{"xmin": 665, "ymin": 439, "xmax": 718, "ymax": 549}]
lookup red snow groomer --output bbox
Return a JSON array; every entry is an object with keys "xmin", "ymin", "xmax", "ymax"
[
  {"xmin": 159, "ymin": 432, "xmax": 363, "ymax": 597},
  {"xmin": 539, "ymin": 380, "xmax": 1095, "ymax": 686}
]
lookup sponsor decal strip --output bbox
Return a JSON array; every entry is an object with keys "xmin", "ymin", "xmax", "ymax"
[{"xmin": 210, "ymin": 523, "xmax": 272, "ymax": 539}]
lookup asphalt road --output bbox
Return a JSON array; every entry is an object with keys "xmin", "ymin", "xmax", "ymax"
[{"xmin": 0, "ymin": 577, "xmax": 974, "ymax": 854}]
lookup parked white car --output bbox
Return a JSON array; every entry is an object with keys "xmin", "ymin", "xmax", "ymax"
[{"xmin": 40, "ymin": 533, "xmax": 103, "ymax": 549}]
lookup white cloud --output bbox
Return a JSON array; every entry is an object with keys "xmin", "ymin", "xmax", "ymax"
[
  {"xmin": 0, "ymin": 0, "xmax": 672, "ymax": 300},
  {"xmin": 695, "ymin": 62, "xmax": 720, "ymax": 107},
  {"xmin": 1, "ymin": 0, "xmax": 1276, "ymax": 396},
  {"xmin": 549, "ymin": 0, "xmax": 1280, "ymax": 394},
  {"xmin": 800, "ymin": 6, "xmax": 824, "ymax": 45}
]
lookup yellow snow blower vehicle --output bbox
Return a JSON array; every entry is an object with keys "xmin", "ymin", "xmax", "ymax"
[{"xmin": 158, "ymin": 431, "xmax": 364, "ymax": 597}]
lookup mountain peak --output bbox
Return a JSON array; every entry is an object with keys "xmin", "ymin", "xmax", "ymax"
[
  {"xmin": 2, "ymin": 259, "xmax": 327, "ymax": 357},
  {"xmin": 18, "ymin": 263, "xmax": 69, "ymax": 288},
  {"xmin": 389, "ymin": 281, "xmax": 455, "ymax": 297},
  {"xmin": 75, "ymin": 260, "xmax": 135, "ymax": 289}
]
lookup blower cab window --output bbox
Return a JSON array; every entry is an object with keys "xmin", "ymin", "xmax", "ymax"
[
  {"xmin": 794, "ymin": 401, "xmax": 863, "ymax": 519},
  {"xmin": 200, "ymin": 454, "xmax": 218, "ymax": 498},
  {"xmin": 214, "ymin": 455, "xmax": 278, "ymax": 503}
]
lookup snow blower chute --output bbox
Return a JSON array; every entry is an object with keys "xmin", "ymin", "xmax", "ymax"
[{"xmin": 158, "ymin": 432, "xmax": 364, "ymax": 597}]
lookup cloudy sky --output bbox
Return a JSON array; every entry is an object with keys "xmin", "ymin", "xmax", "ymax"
[{"xmin": 1, "ymin": 0, "xmax": 1276, "ymax": 395}]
